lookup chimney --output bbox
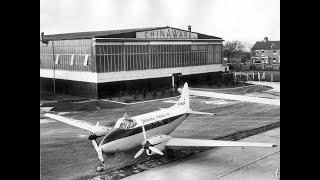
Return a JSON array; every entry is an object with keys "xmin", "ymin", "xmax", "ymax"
[
  {"xmin": 188, "ymin": 25, "xmax": 191, "ymax": 32},
  {"xmin": 41, "ymin": 32, "xmax": 48, "ymax": 44},
  {"xmin": 264, "ymin": 37, "xmax": 268, "ymax": 43}
]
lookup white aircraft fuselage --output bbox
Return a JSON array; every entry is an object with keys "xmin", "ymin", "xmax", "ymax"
[{"xmin": 99, "ymin": 107, "xmax": 189, "ymax": 153}]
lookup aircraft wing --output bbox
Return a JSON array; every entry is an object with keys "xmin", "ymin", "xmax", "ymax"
[
  {"xmin": 186, "ymin": 110, "xmax": 216, "ymax": 116},
  {"xmin": 165, "ymin": 138, "xmax": 277, "ymax": 148},
  {"xmin": 44, "ymin": 113, "xmax": 112, "ymax": 133}
]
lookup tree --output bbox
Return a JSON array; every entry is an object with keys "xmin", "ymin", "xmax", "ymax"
[
  {"xmin": 223, "ymin": 40, "xmax": 246, "ymax": 63},
  {"xmin": 240, "ymin": 52, "xmax": 251, "ymax": 63}
]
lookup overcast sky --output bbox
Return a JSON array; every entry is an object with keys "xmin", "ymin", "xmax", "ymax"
[{"xmin": 40, "ymin": 0, "xmax": 280, "ymax": 45}]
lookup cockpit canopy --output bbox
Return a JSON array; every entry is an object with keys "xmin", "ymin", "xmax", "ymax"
[{"xmin": 114, "ymin": 116, "xmax": 137, "ymax": 130}]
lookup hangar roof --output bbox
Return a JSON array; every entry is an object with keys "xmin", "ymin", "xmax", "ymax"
[{"xmin": 42, "ymin": 26, "xmax": 223, "ymax": 41}]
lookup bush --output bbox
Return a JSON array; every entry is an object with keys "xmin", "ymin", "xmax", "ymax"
[
  {"xmin": 152, "ymin": 91, "xmax": 157, "ymax": 99},
  {"xmin": 160, "ymin": 90, "xmax": 166, "ymax": 97},
  {"xmin": 140, "ymin": 90, "xmax": 145, "ymax": 99},
  {"xmin": 133, "ymin": 90, "xmax": 139, "ymax": 100},
  {"xmin": 124, "ymin": 97, "xmax": 133, "ymax": 103},
  {"xmin": 119, "ymin": 90, "xmax": 124, "ymax": 96},
  {"xmin": 216, "ymin": 81, "xmax": 222, "ymax": 87}
]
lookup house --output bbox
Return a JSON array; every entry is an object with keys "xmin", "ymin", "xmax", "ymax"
[{"xmin": 251, "ymin": 37, "xmax": 280, "ymax": 64}]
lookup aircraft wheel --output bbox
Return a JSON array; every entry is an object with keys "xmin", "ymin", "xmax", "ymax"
[{"xmin": 95, "ymin": 163, "xmax": 105, "ymax": 172}]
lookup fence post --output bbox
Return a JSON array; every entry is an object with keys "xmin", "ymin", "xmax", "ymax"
[
  {"xmin": 271, "ymin": 73, "xmax": 273, "ymax": 82},
  {"xmin": 258, "ymin": 72, "xmax": 260, "ymax": 81},
  {"xmin": 252, "ymin": 72, "xmax": 255, "ymax": 80}
]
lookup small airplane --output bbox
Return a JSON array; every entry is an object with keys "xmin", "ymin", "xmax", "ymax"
[{"xmin": 44, "ymin": 82, "xmax": 277, "ymax": 172}]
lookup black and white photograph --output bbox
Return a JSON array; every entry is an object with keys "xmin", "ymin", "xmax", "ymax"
[{"xmin": 40, "ymin": 0, "xmax": 280, "ymax": 179}]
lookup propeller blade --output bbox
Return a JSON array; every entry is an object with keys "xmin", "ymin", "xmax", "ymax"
[
  {"xmin": 134, "ymin": 148, "xmax": 145, "ymax": 159},
  {"xmin": 149, "ymin": 146, "xmax": 164, "ymax": 156},
  {"xmin": 92, "ymin": 140, "xmax": 99, "ymax": 150},
  {"xmin": 92, "ymin": 140, "xmax": 104, "ymax": 162},
  {"xmin": 142, "ymin": 126, "xmax": 147, "ymax": 143}
]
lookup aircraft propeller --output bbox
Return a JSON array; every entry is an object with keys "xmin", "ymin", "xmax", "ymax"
[
  {"xmin": 87, "ymin": 121, "xmax": 101, "ymax": 140},
  {"xmin": 134, "ymin": 125, "xmax": 164, "ymax": 159},
  {"xmin": 91, "ymin": 139, "xmax": 104, "ymax": 164}
]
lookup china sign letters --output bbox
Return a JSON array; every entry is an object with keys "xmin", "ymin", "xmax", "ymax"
[{"xmin": 136, "ymin": 28, "xmax": 198, "ymax": 39}]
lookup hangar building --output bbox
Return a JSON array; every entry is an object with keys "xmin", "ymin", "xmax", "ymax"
[{"xmin": 40, "ymin": 26, "xmax": 224, "ymax": 99}]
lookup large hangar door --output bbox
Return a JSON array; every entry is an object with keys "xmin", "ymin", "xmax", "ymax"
[{"xmin": 172, "ymin": 73, "xmax": 182, "ymax": 90}]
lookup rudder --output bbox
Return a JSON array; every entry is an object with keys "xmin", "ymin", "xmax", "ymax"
[{"xmin": 175, "ymin": 82, "xmax": 190, "ymax": 111}]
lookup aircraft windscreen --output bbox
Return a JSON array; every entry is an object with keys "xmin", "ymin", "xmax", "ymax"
[{"xmin": 118, "ymin": 118, "xmax": 137, "ymax": 130}]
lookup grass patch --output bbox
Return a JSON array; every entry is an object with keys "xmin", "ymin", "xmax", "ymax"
[
  {"xmin": 108, "ymin": 89, "xmax": 180, "ymax": 103},
  {"xmin": 192, "ymin": 82, "xmax": 253, "ymax": 89},
  {"xmin": 41, "ymin": 100, "xmax": 126, "ymax": 112},
  {"xmin": 40, "ymin": 91, "xmax": 89, "ymax": 102}
]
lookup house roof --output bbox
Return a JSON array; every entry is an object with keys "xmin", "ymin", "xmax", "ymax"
[
  {"xmin": 42, "ymin": 26, "xmax": 223, "ymax": 41},
  {"xmin": 251, "ymin": 41, "xmax": 280, "ymax": 50}
]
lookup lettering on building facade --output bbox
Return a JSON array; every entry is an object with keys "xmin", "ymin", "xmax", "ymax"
[{"xmin": 136, "ymin": 28, "xmax": 198, "ymax": 39}]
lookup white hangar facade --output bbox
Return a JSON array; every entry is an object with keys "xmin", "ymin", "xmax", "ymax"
[{"xmin": 40, "ymin": 26, "xmax": 225, "ymax": 98}]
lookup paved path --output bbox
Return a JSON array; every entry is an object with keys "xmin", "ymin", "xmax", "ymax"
[{"xmin": 124, "ymin": 128, "xmax": 280, "ymax": 180}]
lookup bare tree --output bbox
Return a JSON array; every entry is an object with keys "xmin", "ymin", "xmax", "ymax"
[{"xmin": 223, "ymin": 40, "xmax": 245, "ymax": 63}]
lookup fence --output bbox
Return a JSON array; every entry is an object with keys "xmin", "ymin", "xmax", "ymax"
[
  {"xmin": 229, "ymin": 63, "xmax": 280, "ymax": 71},
  {"xmin": 234, "ymin": 71, "xmax": 280, "ymax": 82}
]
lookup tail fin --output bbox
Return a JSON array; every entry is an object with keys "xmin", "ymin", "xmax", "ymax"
[{"xmin": 174, "ymin": 82, "xmax": 190, "ymax": 111}]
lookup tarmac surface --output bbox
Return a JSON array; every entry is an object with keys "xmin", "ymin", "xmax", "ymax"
[
  {"xmin": 40, "ymin": 83, "xmax": 280, "ymax": 180},
  {"xmin": 123, "ymin": 128, "xmax": 280, "ymax": 180}
]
